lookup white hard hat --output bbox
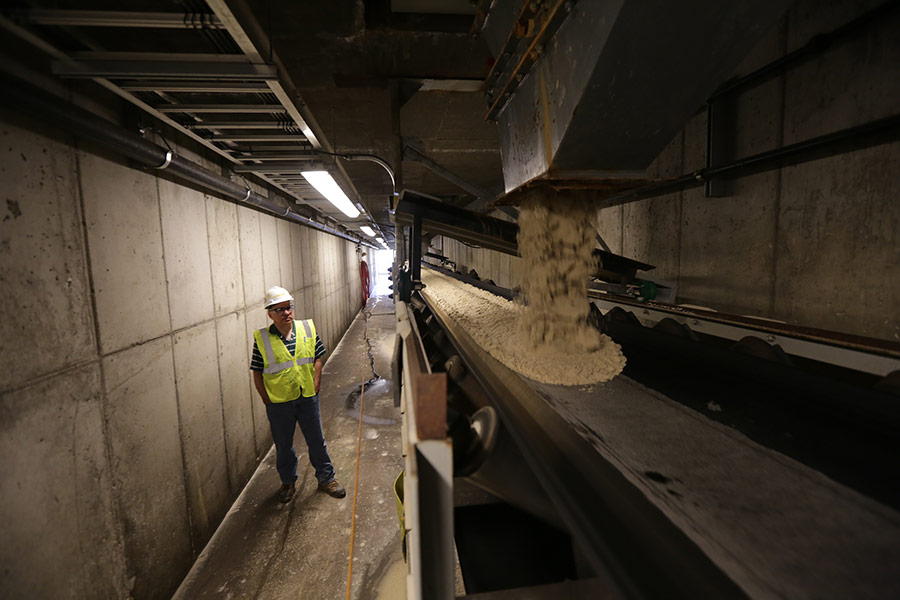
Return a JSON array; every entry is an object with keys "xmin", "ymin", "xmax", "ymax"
[{"xmin": 264, "ymin": 286, "xmax": 293, "ymax": 308}]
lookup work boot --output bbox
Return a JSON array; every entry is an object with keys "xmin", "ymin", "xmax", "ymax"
[
  {"xmin": 278, "ymin": 482, "xmax": 295, "ymax": 503},
  {"xmin": 318, "ymin": 479, "xmax": 346, "ymax": 498}
]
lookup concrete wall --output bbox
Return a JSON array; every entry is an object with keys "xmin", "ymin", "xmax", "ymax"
[
  {"xmin": 596, "ymin": 0, "xmax": 899, "ymax": 342},
  {"xmin": 432, "ymin": 237, "xmax": 523, "ymax": 292},
  {"xmin": 0, "ymin": 109, "xmax": 362, "ymax": 598},
  {"xmin": 442, "ymin": 0, "xmax": 898, "ymax": 343}
]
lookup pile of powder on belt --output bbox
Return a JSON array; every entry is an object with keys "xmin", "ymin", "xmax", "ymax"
[{"xmin": 421, "ymin": 269, "xmax": 625, "ymax": 385}]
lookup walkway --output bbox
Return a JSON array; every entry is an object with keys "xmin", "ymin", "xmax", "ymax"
[{"xmin": 174, "ymin": 296, "xmax": 405, "ymax": 600}]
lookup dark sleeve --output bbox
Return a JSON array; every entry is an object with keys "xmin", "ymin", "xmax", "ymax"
[
  {"xmin": 250, "ymin": 338, "xmax": 264, "ymax": 371},
  {"xmin": 314, "ymin": 333, "xmax": 326, "ymax": 359}
]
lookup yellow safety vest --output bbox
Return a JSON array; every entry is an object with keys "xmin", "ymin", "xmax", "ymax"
[{"xmin": 254, "ymin": 319, "xmax": 318, "ymax": 402}]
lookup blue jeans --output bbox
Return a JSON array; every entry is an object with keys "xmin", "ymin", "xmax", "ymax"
[{"xmin": 265, "ymin": 395, "xmax": 335, "ymax": 485}]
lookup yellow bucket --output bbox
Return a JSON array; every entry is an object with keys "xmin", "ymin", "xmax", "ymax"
[{"xmin": 393, "ymin": 470, "xmax": 406, "ymax": 560}]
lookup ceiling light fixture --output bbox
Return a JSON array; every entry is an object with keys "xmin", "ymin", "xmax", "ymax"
[
  {"xmin": 301, "ymin": 170, "xmax": 360, "ymax": 218},
  {"xmin": 375, "ymin": 237, "xmax": 384, "ymax": 244},
  {"xmin": 360, "ymin": 225, "xmax": 376, "ymax": 237}
]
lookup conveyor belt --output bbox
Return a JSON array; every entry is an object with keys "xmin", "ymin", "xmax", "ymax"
[
  {"xmin": 413, "ymin": 269, "xmax": 900, "ymax": 598},
  {"xmin": 588, "ymin": 291, "xmax": 900, "ymax": 374},
  {"xmin": 416, "ymin": 286, "xmax": 747, "ymax": 599},
  {"xmin": 421, "ymin": 264, "xmax": 900, "ymax": 508}
]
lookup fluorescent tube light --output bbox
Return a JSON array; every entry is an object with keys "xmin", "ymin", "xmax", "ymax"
[
  {"xmin": 360, "ymin": 225, "xmax": 376, "ymax": 237},
  {"xmin": 375, "ymin": 237, "xmax": 384, "ymax": 244},
  {"xmin": 301, "ymin": 171, "xmax": 359, "ymax": 218}
]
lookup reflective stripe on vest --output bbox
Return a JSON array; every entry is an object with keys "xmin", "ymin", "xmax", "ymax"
[
  {"xmin": 259, "ymin": 330, "xmax": 315, "ymax": 375},
  {"xmin": 256, "ymin": 319, "xmax": 317, "ymax": 402}
]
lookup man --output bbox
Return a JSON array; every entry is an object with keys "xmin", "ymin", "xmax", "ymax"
[
  {"xmin": 250, "ymin": 285, "xmax": 346, "ymax": 503},
  {"xmin": 359, "ymin": 250, "xmax": 370, "ymax": 303}
]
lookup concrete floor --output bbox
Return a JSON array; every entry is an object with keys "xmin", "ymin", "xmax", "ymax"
[{"xmin": 173, "ymin": 296, "xmax": 405, "ymax": 600}]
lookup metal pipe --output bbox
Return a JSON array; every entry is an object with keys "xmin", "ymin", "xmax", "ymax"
[
  {"xmin": 339, "ymin": 153, "xmax": 396, "ymax": 195},
  {"xmin": 603, "ymin": 113, "xmax": 900, "ymax": 206},
  {"xmin": 709, "ymin": 1, "xmax": 899, "ymax": 100},
  {"xmin": 705, "ymin": 113, "xmax": 900, "ymax": 177},
  {"xmin": 1, "ymin": 73, "xmax": 371, "ymax": 246},
  {"xmin": 316, "ymin": 150, "xmax": 395, "ymax": 240}
]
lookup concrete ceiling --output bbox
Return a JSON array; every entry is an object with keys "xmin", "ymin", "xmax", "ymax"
[
  {"xmin": 4, "ymin": 0, "xmax": 503, "ymax": 246},
  {"xmin": 4, "ymin": 0, "xmax": 794, "ymax": 248},
  {"xmin": 246, "ymin": 0, "xmax": 503, "ymax": 242}
]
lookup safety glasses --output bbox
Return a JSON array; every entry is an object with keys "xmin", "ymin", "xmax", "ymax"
[{"xmin": 268, "ymin": 304, "xmax": 294, "ymax": 314}]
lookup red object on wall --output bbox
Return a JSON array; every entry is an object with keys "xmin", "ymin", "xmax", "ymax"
[{"xmin": 360, "ymin": 259, "xmax": 370, "ymax": 302}]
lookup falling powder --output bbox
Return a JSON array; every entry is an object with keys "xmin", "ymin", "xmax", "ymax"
[
  {"xmin": 421, "ymin": 192, "xmax": 625, "ymax": 385},
  {"xmin": 518, "ymin": 192, "xmax": 603, "ymax": 353}
]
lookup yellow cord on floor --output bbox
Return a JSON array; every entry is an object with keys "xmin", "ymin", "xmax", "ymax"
[{"xmin": 346, "ymin": 320, "xmax": 368, "ymax": 599}]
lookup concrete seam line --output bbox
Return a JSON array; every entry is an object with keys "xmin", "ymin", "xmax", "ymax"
[
  {"xmin": 155, "ymin": 171, "xmax": 198, "ymax": 559},
  {"xmin": 72, "ymin": 137, "xmax": 132, "ymax": 594},
  {"xmin": 203, "ymin": 195, "xmax": 234, "ymax": 495}
]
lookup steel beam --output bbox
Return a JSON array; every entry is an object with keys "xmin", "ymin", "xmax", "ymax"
[
  {"xmin": 156, "ymin": 104, "xmax": 284, "ymax": 113},
  {"xmin": 230, "ymin": 146, "xmax": 310, "ymax": 152},
  {"xmin": 53, "ymin": 58, "xmax": 277, "ymax": 80},
  {"xmin": 187, "ymin": 121, "xmax": 289, "ymax": 129},
  {"xmin": 395, "ymin": 190, "xmax": 518, "ymax": 256},
  {"xmin": 233, "ymin": 163, "xmax": 315, "ymax": 173},
  {"xmin": 207, "ymin": 134, "xmax": 305, "ymax": 142},
  {"xmin": 205, "ymin": 0, "xmax": 263, "ymax": 61},
  {"xmin": 705, "ymin": 100, "xmax": 730, "ymax": 197},
  {"xmin": 69, "ymin": 51, "xmax": 254, "ymax": 62},
  {"xmin": 413, "ymin": 78, "xmax": 483, "ymax": 92},
  {"xmin": 231, "ymin": 153, "xmax": 314, "ymax": 160},
  {"xmin": 120, "ymin": 82, "xmax": 271, "ymax": 92},
  {"xmin": 410, "ymin": 214, "xmax": 423, "ymax": 283},
  {"xmin": 403, "ymin": 144, "xmax": 494, "ymax": 202},
  {"xmin": 13, "ymin": 9, "xmax": 225, "ymax": 29}
]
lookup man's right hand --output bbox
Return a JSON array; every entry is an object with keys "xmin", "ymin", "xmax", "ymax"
[{"xmin": 253, "ymin": 370, "xmax": 270, "ymax": 405}]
